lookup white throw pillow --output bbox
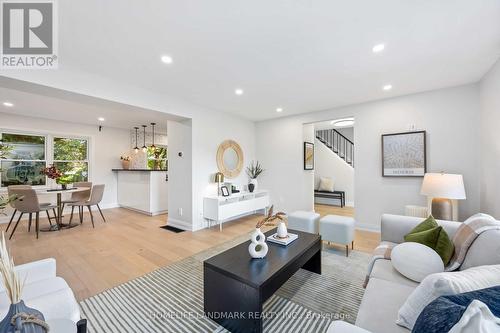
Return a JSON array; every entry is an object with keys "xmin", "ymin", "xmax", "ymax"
[
  {"xmin": 318, "ymin": 177, "xmax": 334, "ymax": 192},
  {"xmin": 391, "ymin": 242, "xmax": 444, "ymax": 283},
  {"xmin": 449, "ymin": 300, "xmax": 500, "ymax": 333},
  {"xmin": 397, "ymin": 264, "xmax": 500, "ymax": 330}
]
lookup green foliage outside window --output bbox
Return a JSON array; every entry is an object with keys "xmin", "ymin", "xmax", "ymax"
[
  {"xmin": 1, "ymin": 133, "xmax": 45, "ymax": 160},
  {"xmin": 53, "ymin": 138, "xmax": 89, "ymax": 184},
  {"xmin": 147, "ymin": 146, "xmax": 167, "ymax": 170},
  {"xmin": 53, "ymin": 137, "xmax": 87, "ymax": 161}
]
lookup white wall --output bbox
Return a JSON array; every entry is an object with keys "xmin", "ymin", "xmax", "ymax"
[
  {"xmin": 167, "ymin": 119, "xmax": 193, "ymax": 229},
  {"xmin": 192, "ymin": 110, "xmax": 256, "ymax": 231},
  {"xmin": 257, "ymin": 85, "xmax": 481, "ymax": 231},
  {"xmin": 479, "ymin": 59, "xmax": 500, "ymax": 219},
  {"xmin": 314, "ymin": 138, "xmax": 355, "ymax": 206},
  {"xmin": 0, "ymin": 112, "xmax": 130, "ymax": 221},
  {"xmin": 336, "ymin": 127, "xmax": 354, "ymax": 142}
]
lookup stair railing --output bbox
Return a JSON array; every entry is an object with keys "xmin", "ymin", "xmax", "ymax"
[{"xmin": 316, "ymin": 129, "xmax": 354, "ymax": 167}]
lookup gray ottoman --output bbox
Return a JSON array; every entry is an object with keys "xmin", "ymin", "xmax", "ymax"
[
  {"xmin": 319, "ymin": 215, "xmax": 355, "ymax": 256},
  {"xmin": 288, "ymin": 211, "xmax": 320, "ymax": 234}
]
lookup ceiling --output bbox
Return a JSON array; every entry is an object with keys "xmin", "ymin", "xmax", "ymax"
[
  {"xmin": 6, "ymin": 1, "xmax": 500, "ymax": 121},
  {"xmin": 0, "ymin": 81, "xmax": 186, "ymax": 132}
]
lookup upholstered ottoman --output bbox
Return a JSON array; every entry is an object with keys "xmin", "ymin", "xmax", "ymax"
[
  {"xmin": 319, "ymin": 215, "xmax": 355, "ymax": 256},
  {"xmin": 288, "ymin": 211, "xmax": 320, "ymax": 234}
]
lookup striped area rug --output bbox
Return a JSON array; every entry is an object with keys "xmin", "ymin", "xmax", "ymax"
[{"xmin": 80, "ymin": 240, "xmax": 370, "ymax": 333}]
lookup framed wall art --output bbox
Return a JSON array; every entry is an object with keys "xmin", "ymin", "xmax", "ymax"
[
  {"xmin": 382, "ymin": 131, "xmax": 426, "ymax": 177},
  {"xmin": 304, "ymin": 142, "xmax": 314, "ymax": 170}
]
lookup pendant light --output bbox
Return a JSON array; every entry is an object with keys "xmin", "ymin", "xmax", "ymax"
[
  {"xmin": 150, "ymin": 122, "xmax": 156, "ymax": 149},
  {"xmin": 133, "ymin": 127, "xmax": 139, "ymax": 153},
  {"xmin": 142, "ymin": 125, "xmax": 147, "ymax": 152}
]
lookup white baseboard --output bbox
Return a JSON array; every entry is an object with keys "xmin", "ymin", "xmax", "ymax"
[
  {"xmin": 166, "ymin": 218, "xmax": 192, "ymax": 231},
  {"xmin": 355, "ymin": 222, "xmax": 380, "ymax": 233},
  {"xmin": 118, "ymin": 205, "xmax": 167, "ymax": 216}
]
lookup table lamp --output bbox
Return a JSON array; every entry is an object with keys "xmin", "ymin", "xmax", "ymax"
[
  {"xmin": 214, "ymin": 172, "xmax": 224, "ymax": 196},
  {"xmin": 420, "ymin": 173, "xmax": 466, "ymax": 221}
]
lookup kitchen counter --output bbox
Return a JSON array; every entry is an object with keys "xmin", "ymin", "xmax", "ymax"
[{"xmin": 114, "ymin": 169, "xmax": 168, "ymax": 215}]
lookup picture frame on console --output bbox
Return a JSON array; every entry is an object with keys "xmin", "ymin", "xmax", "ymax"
[
  {"xmin": 382, "ymin": 130, "xmax": 426, "ymax": 177},
  {"xmin": 220, "ymin": 186, "xmax": 230, "ymax": 197}
]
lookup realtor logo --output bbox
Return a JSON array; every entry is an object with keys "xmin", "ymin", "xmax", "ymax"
[{"xmin": 1, "ymin": 0, "xmax": 58, "ymax": 69}]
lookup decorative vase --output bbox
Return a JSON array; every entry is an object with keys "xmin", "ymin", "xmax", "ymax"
[
  {"xmin": 121, "ymin": 160, "xmax": 130, "ymax": 169},
  {"xmin": 0, "ymin": 300, "xmax": 48, "ymax": 333},
  {"xmin": 61, "ymin": 184, "xmax": 67, "ymax": 190},
  {"xmin": 277, "ymin": 222, "xmax": 288, "ymax": 238},
  {"xmin": 248, "ymin": 183, "xmax": 255, "ymax": 193},
  {"xmin": 249, "ymin": 178, "xmax": 258, "ymax": 191},
  {"xmin": 248, "ymin": 228, "xmax": 268, "ymax": 259}
]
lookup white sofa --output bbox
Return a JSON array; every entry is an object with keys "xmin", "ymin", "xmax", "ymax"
[
  {"xmin": 0, "ymin": 258, "xmax": 81, "ymax": 323},
  {"xmin": 328, "ymin": 214, "xmax": 500, "ymax": 333}
]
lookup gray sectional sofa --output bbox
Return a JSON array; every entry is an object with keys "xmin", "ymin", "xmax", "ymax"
[{"xmin": 328, "ymin": 214, "xmax": 500, "ymax": 333}]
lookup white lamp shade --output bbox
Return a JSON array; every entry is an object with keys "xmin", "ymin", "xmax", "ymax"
[{"xmin": 420, "ymin": 173, "xmax": 466, "ymax": 200}]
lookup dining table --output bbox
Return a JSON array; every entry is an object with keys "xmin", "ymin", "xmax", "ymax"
[{"xmin": 37, "ymin": 187, "xmax": 89, "ymax": 231}]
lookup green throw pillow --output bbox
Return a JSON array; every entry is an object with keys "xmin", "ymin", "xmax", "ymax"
[
  {"xmin": 434, "ymin": 228, "xmax": 455, "ymax": 266},
  {"xmin": 404, "ymin": 216, "xmax": 455, "ymax": 266},
  {"xmin": 404, "ymin": 226, "xmax": 442, "ymax": 251},
  {"xmin": 407, "ymin": 215, "xmax": 439, "ymax": 234}
]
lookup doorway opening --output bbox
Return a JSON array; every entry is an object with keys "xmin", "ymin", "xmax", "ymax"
[{"xmin": 311, "ymin": 117, "xmax": 355, "ymax": 216}]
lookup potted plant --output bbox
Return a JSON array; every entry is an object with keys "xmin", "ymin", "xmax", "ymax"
[
  {"xmin": 41, "ymin": 165, "xmax": 64, "ymax": 189},
  {"xmin": 120, "ymin": 156, "xmax": 131, "ymax": 169},
  {"xmin": 246, "ymin": 161, "xmax": 264, "ymax": 193},
  {"xmin": 0, "ymin": 195, "xmax": 19, "ymax": 216},
  {"xmin": 0, "ymin": 233, "xmax": 48, "ymax": 332}
]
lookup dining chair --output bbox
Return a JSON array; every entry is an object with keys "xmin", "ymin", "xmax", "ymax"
[
  {"xmin": 8, "ymin": 188, "xmax": 57, "ymax": 239},
  {"xmin": 61, "ymin": 182, "xmax": 92, "ymax": 212},
  {"xmin": 68, "ymin": 184, "xmax": 106, "ymax": 228},
  {"xmin": 6, "ymin": 185, "xmax": 56, "ymax": 233}
]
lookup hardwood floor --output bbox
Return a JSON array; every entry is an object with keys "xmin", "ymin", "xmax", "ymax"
[{"xmin": 2, "ymin": 204, "xmax": 379, "ymax": 300}]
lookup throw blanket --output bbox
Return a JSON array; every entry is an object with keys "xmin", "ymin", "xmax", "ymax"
[
  {"xmin": 364, "ymin": 214, "xmax": 500, "ymax": 287},
  {"xmin": 363, "ymin": 241, "xmax": 396, "ymax": 288},
  {"xmin": 446, "ymin": 214, "xmax": 500, "ymax": 271}
]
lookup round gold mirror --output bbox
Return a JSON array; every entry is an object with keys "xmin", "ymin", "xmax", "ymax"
[{"xmin": 216, "ymin": 140, "xmax": 244, "ymax": 178}]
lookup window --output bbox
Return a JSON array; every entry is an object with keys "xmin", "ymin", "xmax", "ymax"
[
  {"xmin": 53, "ymin": 137, "xmax": 89, "ymax": 184},
  {"xmin": 0, "ymin": 131, "xmax": 90, "ymax": 188},
  {"xmin": 147, "ymin": 146, "xmax": 167, "ymax": 170},
  {"xmin": 0, "ymin": 133, "xmax": 47, "ymax": 187}
]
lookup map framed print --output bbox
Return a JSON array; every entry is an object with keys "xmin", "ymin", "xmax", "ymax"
[{"xmin": 382, "ymin": 131, "xmax": 426, "ymax": 177}]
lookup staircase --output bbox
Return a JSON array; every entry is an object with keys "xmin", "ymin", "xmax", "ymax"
[{"xmin": 316, "ymin": 129, "xmax": 354, "ymax": 167}]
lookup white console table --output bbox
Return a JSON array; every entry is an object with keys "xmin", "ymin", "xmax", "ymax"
[{"xmin": 203, "ymin": 190, "xmax": 270, "ymax": 231}]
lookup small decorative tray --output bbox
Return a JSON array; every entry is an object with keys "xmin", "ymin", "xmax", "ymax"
[{"xmin": 267, "ymin": 233, "xmax": 298, "ymax": 246}]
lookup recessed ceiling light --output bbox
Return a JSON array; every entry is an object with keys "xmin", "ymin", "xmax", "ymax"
[
  {"xmin": 235, "ymin": 89, "xmax": 244, "ymax": 95},
  {"xmin": 276, "ymin": 107, "xmax": 283, "ymax": 113},
  {"xmin": 372, "ymin": 44, "xmax": 385, "ymax": 53},
  {"xmin": 383, "ymin": 84, "xmax": 393, "ymax": 91},
  {"xmin": 3, "ymin": 102, "xmax": 13, "ymax": 107},
  {"xmin": 98, "ymin": 117, "xmax": 105, "ymax": 122},
  {"xmin": 161, "ymin": 55, "xmax": 173, "ymax": 64}
]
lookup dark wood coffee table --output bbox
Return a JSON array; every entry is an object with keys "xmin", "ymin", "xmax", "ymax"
[{"xmin": 204, "ymin": 228, "xmax": 321, "ymax": 333}]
